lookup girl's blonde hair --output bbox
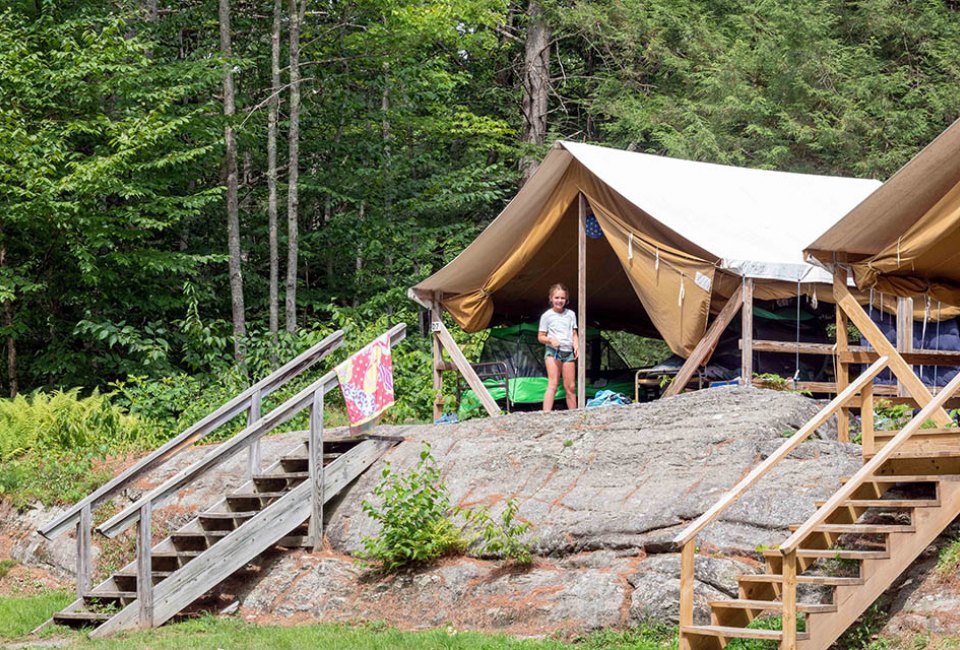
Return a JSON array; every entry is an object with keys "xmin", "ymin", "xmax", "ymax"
[{"xmin": 548, "ymin": 283, "xmax": 569, "ymax": 305}]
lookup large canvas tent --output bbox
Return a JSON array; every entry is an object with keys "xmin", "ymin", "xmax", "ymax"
[{"xmin": 411, "ymin": 141, "xmax": 881, "ymax": 359}]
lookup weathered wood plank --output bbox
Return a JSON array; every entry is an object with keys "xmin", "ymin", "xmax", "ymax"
[
  {"xmin": 76, "ymin": 505, "xmax": 91, "ymax": 597},
  {"xmin": 136, "ymin": 501, "xmax": 153, "ymax": 629},
  {"xmin": 308, "ymin": 390, "xmax": 324, "ymax": 550},
  {"xmin": 247, "ymin": 388, "xmax": 262, "ymax": 480},
  {"xmin": 663, "ymin": 290, "xmax": 743, "ymax": 398}
]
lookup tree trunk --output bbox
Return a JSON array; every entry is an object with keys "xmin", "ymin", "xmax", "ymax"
[
  {"xmin": 220, "ymin": 0, "xmax": 247, "ymax": 361},
  {"xmin": 268, "ymin": 0, "xmax": 282, "ymax": 359},
  {"xmin": 284, "ymin": 0, "xmax": 302, "ymax": 334},
  {"xmin": 520, "ymin": 0, "xmax": 550, "ymax": 181},
  {"xmin": 0, "ymin": 238, "xmax": 17, "ymax": 397}
]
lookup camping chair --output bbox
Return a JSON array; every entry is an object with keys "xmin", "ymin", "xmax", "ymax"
[{"xmin": 457, "ymin": 361, "xmax": 511, "ymax": 414}]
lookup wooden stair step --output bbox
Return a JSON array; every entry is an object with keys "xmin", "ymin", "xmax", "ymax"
[
  {"xmin": 252, "ymin": 472, "xmax": 309, "ymax": 480},
  {"xmin": 738, "ymin": 574, "xmax": 864, "ymax": 586},
  {"xmin": 115, "ymin": 570, "xmax": 174, "ymax": 579},
  {"xmin": 816, "ymin": 499, "xmax": 939, "ymax": 508},
  {"xmin": 53, "ymin": 611, "xmax": 113, "ymax": 623},
  {"xmin": 709, "ymin": 599, "xmax": 837, "ymax": 614},
  {"xmin": 681, "ymin": 625, "xmax": 809, "ymax": 641},
  {"xmin": 863, "ymin": 450, "xmax": 960, "ymax": 460},
  {"xmin": 787, "ymin": 523, "xmax": 913, "ymax": 534},
  {"xmin": 763, "ymin": 549, "xmax": 888, "ymax": 560},
  {"xmin": 198, "ymin": 511, "xmax": 260, "ymax": 520},
  {"xmin": 226, "ymin": 491, "xmax": 290, "ymax": 500},
  {"xmin": 171, "ymin": 530, "xmax": 231, "ymax": 539},
  {"xmin": 876, "ymin": 428, "xmax": 959, "ymax": 437},
  {"xmin": 840, "ymin": 474, "xmax": 959, "ymax": 484},
  {"xmin": 83, "ymin": 591, "xmax": 136, "ymax": 600},
  {"xmin": 280, "ymin": 453, "xmax": 342, "ymax": 462},
  {"xmin": 152, "ymin": 550, "xmax": 202, "ymax": 559}
]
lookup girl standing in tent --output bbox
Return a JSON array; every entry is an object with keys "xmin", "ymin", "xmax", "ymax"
[{"xmin": 538, "ymin": 283, "xmax": 578, "ymax": 411}]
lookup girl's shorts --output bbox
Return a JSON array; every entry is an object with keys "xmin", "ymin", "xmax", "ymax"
[{"xmin": 545, "ymin": 346, "xmax": 576, "ymax": 363}]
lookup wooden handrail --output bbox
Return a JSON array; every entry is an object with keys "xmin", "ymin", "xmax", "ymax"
[
  {"xmin": 672, "ymin": 357, "xmax": 890, "ymax": 547},
  {"xmin": 780, "ymin": 361, "xmax": 960, "ymax": 554},
  {"xmin": 97, "ymin": 324, "xmax": 407, "ymax": 539},
  {"xmin": 37, "ymin": 330, "xmax": 345, "ymax": 541}
]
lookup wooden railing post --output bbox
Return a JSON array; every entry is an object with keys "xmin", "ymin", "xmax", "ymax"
[
  {"xmin": 836, "ymin": 301, "xmax": 850, "ymax": 442},
  {"xmin": 861, "ymin": 380, "xmax": 875, "ymax": 457},
  {"xmin": 896, "ymin": 297, "xmax": 914, "ymax": 398},
  {"xmin": 679, "ymin": 540, "xmax": 695, "ymax": 649},
  {"xmin": 308, "ymin": 389, "xmax": 324, "ymax": 550},
  {"xmin": 247, "ymin": 388, "xmax": 262, "ymax": 479},
  {"xmin": 781, "ymin": 549, "xmax": 798, "ymax": 650},
  {"xmin": 76, "ymin": 504, "xmax": 91, "ymax": 597},
  {"xmin": 136, "ymin": 501, "xmax": 153, "ymax": 629}
]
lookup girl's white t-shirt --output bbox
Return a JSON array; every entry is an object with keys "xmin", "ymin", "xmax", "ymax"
[{"xmin": 538, "ymin": 308, "xmax": 577, "ymax": 351}]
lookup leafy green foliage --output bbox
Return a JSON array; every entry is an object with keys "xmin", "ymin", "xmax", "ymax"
[
  {"xmin": 359, "ymin": 443, "xmax": 466, "ymax": 570},
  {"xmin": 937, "ymin": 536, "xmax": 960, "ymax": 576},
  {"xmin": 466, "ymin": 499, "xmax": 533, "ymax": 566}
]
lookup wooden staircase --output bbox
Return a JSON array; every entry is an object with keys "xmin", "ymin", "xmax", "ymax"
[
  {"xmin": 675, "ymin": 355, "xmax": 960, "ymax": 650},
  {"xmin": 36, "ymin": 323, "xmax": 408, "ymax": 637},
  {"xmin": 50, "ymin": 437, "xmax": 393, "ymax": 636}
]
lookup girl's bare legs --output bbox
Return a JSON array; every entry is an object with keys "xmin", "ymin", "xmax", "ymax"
[
  {"xmin": 562, "ymin": 360, "xmax": 577, "ymax": 409},
  {"xmin": 544, "ymin": 356, "xmax": 561, "ymax": 411}
]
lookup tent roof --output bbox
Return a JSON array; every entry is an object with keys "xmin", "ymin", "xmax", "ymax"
[
  {"xmin": 559, "ymin": 142, "xmax": 881, "ymax": 283},
  {"xmin": 805, "ymin": 117, "xmax": 960, "ymax": 301}
]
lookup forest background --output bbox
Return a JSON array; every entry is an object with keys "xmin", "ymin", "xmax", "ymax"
[{"xmin": 3, "ymin": 0, "xmax": 960, "ymax": 504}]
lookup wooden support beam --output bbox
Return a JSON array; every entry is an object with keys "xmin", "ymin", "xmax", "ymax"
[
  {"xmin": 136, "ymin": 501, "xmax": 153, "ymax": 629},
  {"xmin": 663, "ymin": 289, "xmax": 744, "ymax": 398},
  {"xmin": 76, "ymin": 504, "xmax": 91, "ymax": 597},
  {"xmin": 833, "ymin": 270, "xmax": 952, "ymax": 427},
  {"xmin": 308, "ymin": 390, "xmax": 324, "ymax": 550},
  {"xmin": 431, "ymin": 295, "xmax": 444, "ymax": 421},
  {"xmin": 835, "ymin": 301, "xmax": 850, "ymax": 442},
  {"xmin": 741, "ymin": 279, "xmax": 754, "ymax": 385},
  {"xmin": 247, "ymin": 388, "xmax": 262, "ymax": 479},
  {"xmin": 432, "ymin": 319, "xmax": 501, "ymax": 417},
  {"xmin": 840, "ymin": 349, "xmax": 960, "ymax": 365},
  {"xmin": 861, "ymin": 381, "xmax": 875, "ymax": 458},
  {"xmin": 577, "ymin": 193, "xmax": 587, "ymax": 409}
]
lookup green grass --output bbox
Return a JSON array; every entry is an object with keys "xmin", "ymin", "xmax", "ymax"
[
  {"xmin": 937, "ymin": 537, "xmax": 960, "ymax": 575},
  {"xmin": 0, "ymin": 590, "xmax": 73, "ymax": 639},
  {"xmin": 0, "ymin": 603, "xmax": 677, "ymax": 649}
]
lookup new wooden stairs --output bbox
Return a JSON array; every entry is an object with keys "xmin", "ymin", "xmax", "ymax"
[
  {"xmin": 675, "ymin": 356, "xmax": 960, "ymax": 650},
  {"xmin": 35, "ymin": 324, "xmax": 407, "ymax": 637}
]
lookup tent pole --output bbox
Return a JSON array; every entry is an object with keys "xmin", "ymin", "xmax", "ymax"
[
  {"xmin": 740, "ymin": 278, "xmax": 754, "ymax": 386},
  {"xmin": 577, "ymin": 193, "xmax": 587, "ymax": 409},
  {"xmin": 896, "ymin": 297, "xmax": 914, "ymax": 398},
  {"xmin": 431, "ymin": 293, "xmax": 444, "ymax": 421}
]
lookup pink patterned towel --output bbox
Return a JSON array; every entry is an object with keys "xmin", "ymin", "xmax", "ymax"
[{"xmin": 335, "ymin": 333, "xmax": 395, "ymax": 426}]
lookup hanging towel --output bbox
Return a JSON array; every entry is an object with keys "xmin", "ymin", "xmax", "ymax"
[{"xmin": 335, "ymin": 333, "xmax": 395, "ymax": 426}]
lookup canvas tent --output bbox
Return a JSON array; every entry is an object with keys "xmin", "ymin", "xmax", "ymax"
[{"xmin": 411, "ymin": 142, "xmax": 881, "ymax": 384}]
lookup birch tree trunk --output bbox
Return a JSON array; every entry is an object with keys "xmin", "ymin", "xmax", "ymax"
[
  {"xmin": 220, "ymin": 0, "xmax": 247, "ymax": 360},
  {"xmin": 521, "ymin": 0, "xmax": 550, "ymax": 181},
  {"xmin": 284, "ymin": 0, "xmax": 302, "ymax": 333},
  {"xmin": 268, "ymin": 0, "xmax": 282, "ymax": 357}
]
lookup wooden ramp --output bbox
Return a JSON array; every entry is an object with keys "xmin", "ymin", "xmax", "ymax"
[{"xmin": 49, "ymin": 437, "xmax": 394, "ymax": 636}]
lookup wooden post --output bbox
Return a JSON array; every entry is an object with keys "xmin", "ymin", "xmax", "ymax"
[
  {"xmin": 76, "ymin": 504, "xmax": 91, "ymax": 597},
  {"xmin": 308, "ymin": 390, "xmax": 324, "ymax": 549},
  {"xmin": 136, "ymin": 501, "xmax": 153, "ymax": 629},
  {"xmin": 836, "ymin": 301, "xmax": 850, "ymax": 442},
  {"xmin": 431, "ymin": 296, "xmax": 444, "ymax": 421},
  {"xmin": 247, "ymin": 388, "xmax": 262, "ymax": 479},
  {"xmin": 741, "ymin": 279, "xmax": 754, "ymax": 385},
  {"xmin": 861, "ymin": 381, "xmax": 875, "ymax": 458},
  {"xmin": 679, "ymin": 540, "xmax": 695, "ymax": 649},
  {"xmin": 664, "ymin": 290, "xmax": 744, "ymax": 398},
  {"xmin": 577, "ymin": 193, "xmax": 587, "ymax": 409},
  {"xmin": 896, "ymin": 297, "xmax": 914, "ymax": 398},
  {"xmin": 781, "ymin": 549, "xmax": 798, "ymax": 650}
]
